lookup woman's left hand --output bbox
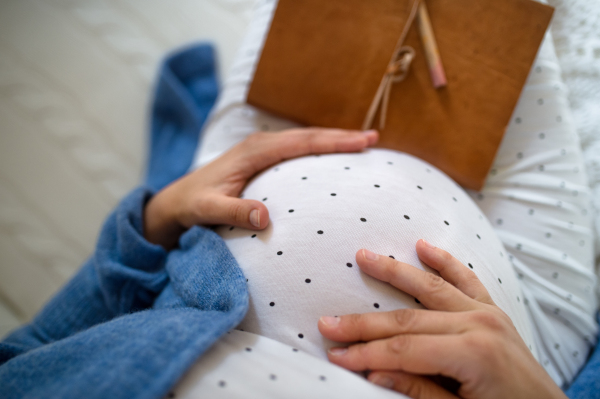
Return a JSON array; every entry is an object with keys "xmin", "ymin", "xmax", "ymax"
[
  {"xmin": 144, "ymin": 127, "xmax": 378, "ymax": 249},
  {"xmin": 318, "ymin": 239, "xmax": 566, "ymax": 399}
]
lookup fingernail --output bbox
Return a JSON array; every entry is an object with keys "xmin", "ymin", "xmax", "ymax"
[
  {"xmin": 250, "ymin": 209, "xmax": 260, "ymax": 227},
  {"xmin": 328, "ymin": 347, "xmax": 348, "ymax": 356},
  {"xmin": 371, "ymin": 375, "xmax": 394, "ymax": 389},
  {"xmin": 362, "ymin": 249, "xmax": 379, "ymax": 261},
  {"xmin": 320, "ymin": 316, "xmax": 340, "ymax": 327},
  {"xmin": 421, "ymin": 239, "xmax": 436, "ymax": 249},
  {"xmin": 362, "ymin": 129, "xmax": 378, "ymax": 135}
]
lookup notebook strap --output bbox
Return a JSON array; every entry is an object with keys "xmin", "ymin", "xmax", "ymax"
[{"xmin": 362, "ymin": 0, "xmax": 421, "ymax": 131}]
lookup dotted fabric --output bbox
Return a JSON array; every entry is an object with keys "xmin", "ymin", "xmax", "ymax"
[
  {"xmin": 170, "ymin": 330, "xmax": 407, "ymax": 399},
  {"xmin": 189, "ymin": 0, "xmax": 597, "ymax": 390},
  {"xmin": 218, "ymin": 149, "xmax": 534, "ymax": 362}
]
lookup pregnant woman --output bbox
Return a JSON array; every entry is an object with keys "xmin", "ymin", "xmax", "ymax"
[
  {"xmin": 1, "ymin": 0, "xmax": 596, "ymax": 398},
  {"xmin": 144, "ymin": 128, "xmax": 568, "ymax": 399},
  {"xmin": 169, "ymin": 0, "xmax": 597, "ymax": 396}
]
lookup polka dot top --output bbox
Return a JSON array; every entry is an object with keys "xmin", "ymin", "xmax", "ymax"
[{"xmin": 219, "ymin": 149, "xmax": 535, "ymax": 360}]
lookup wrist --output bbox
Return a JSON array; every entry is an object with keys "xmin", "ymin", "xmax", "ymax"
[{"xmin": 143, "ymin": 188, "xmax": 186, "ymax": 250}]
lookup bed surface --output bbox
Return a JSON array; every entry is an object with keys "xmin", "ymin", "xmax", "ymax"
[{"xmin": 0, "ymin": 0, "xmax": 598, "ymax": 336}]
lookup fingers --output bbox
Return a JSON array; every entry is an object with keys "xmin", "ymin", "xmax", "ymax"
[
  {"xmin": 235, "ymin": 128, "xmax": 379, "ymax": 177},
  {"xmin": 275, "ymin": 128, "xmax": 378, "ymax": 156},
  {"xmin": 326, "ymin": 334, "xmax": 463, "ymax": 376},
  {"xmin": 189, "ymin": 195, "xmax": 270, "ymax": 230},
  {"xmin": 368, "ymin": 371, "xmax": 460, "ymax": 399},
  {"xmin": 318, "ymin": 309, "xmax": 468, "ymax": 343},
  {"xmin": 356, "ymin": 249, "xmax": 478, "ymax": 312},
  {"xmin": 415, "ymin": 239, "xmax": 494, "ymax": 305}
]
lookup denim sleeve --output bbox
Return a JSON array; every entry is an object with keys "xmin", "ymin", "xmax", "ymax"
[
  {"xmin": 0, "ymin": 187, "xmax": 168, "ymax": 361},
  {"xmin": 566, "ymin": 313, "xmax": 600, "ymax": 399},
  {"xmin": 0, "ymin": 186, "xmax": 248, "ymax": 399}
]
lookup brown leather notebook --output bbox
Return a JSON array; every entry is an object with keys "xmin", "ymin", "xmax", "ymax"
[{"xmin": 247, "ymin": 0, "xmax": 553, "ymax": 190}]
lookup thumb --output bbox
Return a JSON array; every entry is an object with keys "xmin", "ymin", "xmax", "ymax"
[
  {"xmin": 368, "ymin": 371, "xmax": 459, "ymax": 399},
  {"xmin": 198, "ymin": 194, "xmax": 270, "ymax": 230}
]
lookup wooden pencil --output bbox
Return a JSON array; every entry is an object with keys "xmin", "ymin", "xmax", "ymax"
[{"xmin": 417, "ymin": 1, "xmax": 447, "ymax": 88}]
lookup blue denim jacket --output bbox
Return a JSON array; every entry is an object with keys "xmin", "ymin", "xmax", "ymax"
[
  {"xmin": 0, "ymin": 43, "xmax": 596, "ymax": 399},
  {"xmin": 1, "ymin": 188, "xmax": 248, "ymax": 399}
]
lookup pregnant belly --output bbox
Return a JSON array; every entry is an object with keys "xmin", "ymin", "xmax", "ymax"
[{"xmin": 217, "ymin": 149, "xmax": 535, "ymax": 360}]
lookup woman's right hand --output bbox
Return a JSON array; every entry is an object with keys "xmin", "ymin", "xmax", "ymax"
[{"xmin": 318, "ymin": 239, "xmax": 567, "ymax": 399}]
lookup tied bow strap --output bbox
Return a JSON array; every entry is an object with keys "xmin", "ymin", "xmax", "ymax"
[{"xmin": 362, "ymin": 0, "xmax": 421, "ymax": 131}]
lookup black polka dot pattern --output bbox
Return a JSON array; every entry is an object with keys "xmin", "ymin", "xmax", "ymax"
[{"xmin": 237, "ymin": 159, "xmax": 535, "ymax": 359}]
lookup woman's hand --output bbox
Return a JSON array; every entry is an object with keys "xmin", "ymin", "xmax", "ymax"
[
  {"xmin": 318, "ymin": 239, "xmax": 567, "ymax": 399},
  {"xmin": 143, "ymin": 127, "xmax": 378, "ymax": 249}
]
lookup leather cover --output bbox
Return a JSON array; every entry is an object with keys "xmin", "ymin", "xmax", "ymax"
[{"xmin": 247, "ymin": 0, "xmax": 554, "ymax": 190}]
